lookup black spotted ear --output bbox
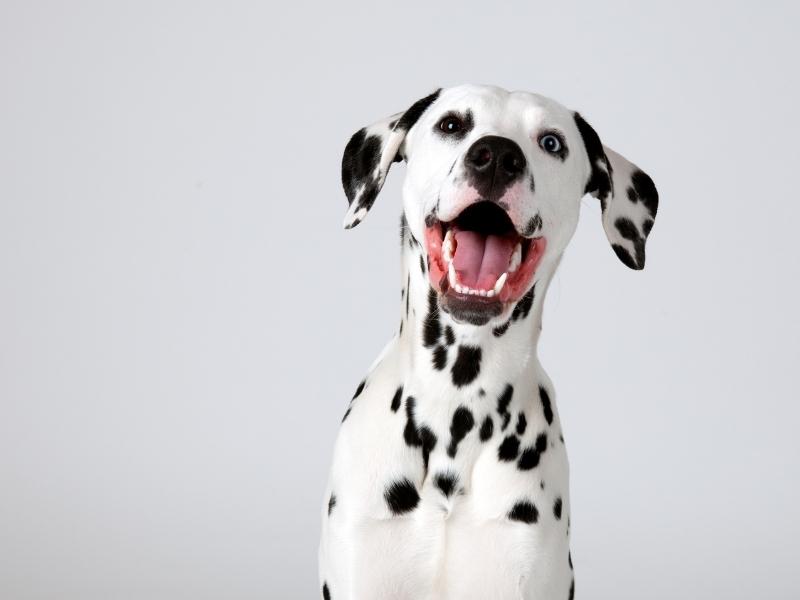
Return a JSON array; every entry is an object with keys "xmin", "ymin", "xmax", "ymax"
[
  {"xmin": 341, "ymin": 89, "xmax": 441, "ymax": 229},
  {"xmin": 574, "ymin": 113, "xmax": 659, "ymax": 270}
]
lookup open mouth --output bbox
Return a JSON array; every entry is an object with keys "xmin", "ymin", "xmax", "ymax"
[{"xmin": 424, "ymin": 202, "xmax": 546, "ymax": 324}]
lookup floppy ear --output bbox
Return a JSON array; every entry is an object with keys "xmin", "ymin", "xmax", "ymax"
[
  {"xmin": 573, "ymin": 113, "xmax": 659, "ymax": 270},
  {"xmin": 341, "ymin": 89, "xmax": 441, "ymax": 229}
]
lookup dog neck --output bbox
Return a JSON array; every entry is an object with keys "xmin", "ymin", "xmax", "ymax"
[{"xmin": 397, "ymin": 222, "xmax": 555, "ymax": 391}]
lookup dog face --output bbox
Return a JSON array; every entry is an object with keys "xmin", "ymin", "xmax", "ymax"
[{"xmin": 342, "ymin": 85, "xmax": 658, "ymax": 325}]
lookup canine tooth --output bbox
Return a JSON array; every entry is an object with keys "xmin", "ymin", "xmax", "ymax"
[
  {"xmin": 443, "ymin": 230, "xmax": 455, "ymax": 262},
  {"xmin": 493, "ymin": 272, "xmax": 508, "ymax": 295},
  {"xmin": 448, "ymin": 262, "xmax": 458, "ymax": 287},
  {"xmin": 443, "ymin": 230, "xmax": 454, "ymax": 262},
  {"xmin": 486, "ymin": 289, "xmax": 495, "ymax": 298},
  {"xmin": 509, "ymin": 243, "xmax": 522, "ymax": 273}
]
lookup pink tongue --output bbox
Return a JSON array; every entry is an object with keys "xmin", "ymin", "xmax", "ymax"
[{"xmin": 452, "ymin": 230, "xmax": 516, "ymax": 290}]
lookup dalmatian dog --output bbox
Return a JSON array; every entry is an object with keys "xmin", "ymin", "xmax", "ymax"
[{"xmin": 319, "ymin": 84, "xmax": 658, "ymax": 600}]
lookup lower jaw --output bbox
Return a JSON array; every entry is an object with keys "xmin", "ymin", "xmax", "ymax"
[{"xmin": 440, "ymin": 292, "xmax": 504, "ymax": 326}]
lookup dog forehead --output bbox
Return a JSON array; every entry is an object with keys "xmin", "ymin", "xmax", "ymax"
[{"xmin": 413, "ymin": 85, "xmax": 575, "ymax": 139}]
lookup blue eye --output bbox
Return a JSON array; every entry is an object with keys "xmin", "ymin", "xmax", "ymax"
[{"xmin": 539, "ymin": 134, "xmax": 562, "ymax": 154}]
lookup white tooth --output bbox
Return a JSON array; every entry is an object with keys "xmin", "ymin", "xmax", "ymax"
[
  {"xmin": 479, "ymin": 290, "xmax": 487, "ymax": 297},
  {"xmin": 443, "ymin": 230, "xmax": 454, "ymax": 262},
  {"xmin": 486, "ymin": 289, "xmax": 495, "ymax": 298},
  {"xmin": 448, "ymin": 262, "xmax": 458, "ymax": 287},
  {"xmin": 493, "ymin": 272, "xmax": 508, "ymax": 295},
  {"xmin": 509, "ymin": 243, "xmax": 522, "ymax": 272}
]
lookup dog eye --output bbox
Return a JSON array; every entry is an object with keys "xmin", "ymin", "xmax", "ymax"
[
  {"xmin": 539, "ymin": 134, "xmax": 563, "ymax": 154},
  {"xmin": 438, "ymin": 115, "xmax": 464, "ymax": 134}
]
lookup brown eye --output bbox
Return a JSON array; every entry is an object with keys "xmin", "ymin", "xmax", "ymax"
[{"xmin": 438, "ymin": 115, "xmax": 464, "ymax": 134}]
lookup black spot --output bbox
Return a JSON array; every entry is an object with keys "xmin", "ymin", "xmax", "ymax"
[
  {"xmin": 390, "ymin": 385, "xmax": 403, "ymax": 412},
  {"xmin": 479, "ymin": 416, "xmax": 494, "ymax": 441},
  {"xmin": 403, "ymin": 396, "xmax": 421, "ymax": 446},
  {"xmin": 403, "ymin": 397, "xmax": 438, "ymax": 468},
  {"xmin": 451, "ymin": 345, "xmax": 482, "ymax": 387},
  {"xmin": 497, "ymin": 384, "xmax": 513, "ymax": 429},
  {"xmin": 554, "ymin": 497, "xmax": 563, "ymax": 520},
  {"xmin": 568, "ymin": 551, "xmax": 573, "ymax": 570},
  {"xmin": 574, "ymin": 112, "xmax": 612, "ymax": 204},
  {"xmin": 352, "ymin": 379, "xmax": 366, "ymax": 399},
  {"xmin": 518, "ymin": 433, "xmax": 548, "ymax": 471},
  {"xmin": 419, "ymin": 426, "xmax": 437, "ymax": 470},
  {"xmin": 385, "ymin": 478, "xmax": 420, "ymax": 515},
  {"xmin": 511, "ymin": 286, "xmax": 535, "ymax": 321},
  {"xmin": 612, "ymin": 244, "xmax": 637, "ymax": 270},
  {"xmin": 516, "ymin": 412, "xmax": 527, "ymax": 436},
  {"xmin": 498, "ymin": 435, "xmax": 520, "ymax": 461},
  {"xmin": 322, "ymin": 582, "xmax": 331, "ymax": 600},
  {"xmin": 631, "ymin": 168, "xmax": 659, "ymax": 218},
  {"xmin": 432, "ymin": 346, "xmax": 448, "ymax": 370},
  {"xmin": 422, "ymin": 288, "xmax": 441, "ymax": 348},
  {"xmin": 502, "ymin": 413, "xmax": 511, "ymax": 430},
  {"xmin": 444, "ymin": 326, "xmax": 455, "ymax": 346},
  {"xmin": 568, "ymin": 578, "xmax": 575, "ymax": 600},
  {"xmin": 434, "ymin": 471, "xmax": 459, "ymax": 498},
  {"xmin": 396, "ymin": 89, "xmax": 442, "ymax": 131},
  {"xmin": 341, "ymin": 407, "xmax": 351, "ymax": 422},
  {"xmin": 508, "ymin": 500, "xmax": 538, "ymax": 524},
  {"xmin": 540, "ymin": 480, "xmax": 546, "ymax": 490},
  {"xmin": 328, "ymin": 494, "xmax": 336, "ymax": 516},
  {"xmin": 419, "ymin": 253, "xmax": 426, "ymax": 274},
  {"xmin": 342, "ymin": 128, "xmax": 381, "ymax": 204},
  {"xmin": 539, "ymin": 385, "xmax": 554, "ymax": 425},
  {"xmin": 492, "ymin": 320, "xmax": 511, "ymax": 337},
  {"xmin": 517, "ymin": 447, "xmax": 541, "ymax": 470},
  {"xmin": 528, "ymin": 174, "xmax": 536, "ymax": 193},
  {"xmin": 447, "ymin": 406, "xmax": 475, "ymax": 457},
  {"xmin": 405, "ymin": 274, "xmax": 410, "ymax": 318},
  {"xmin": 523, "ymin": 214, "xmax": 542, "ymax": 237},
  {"xmin": 614, "ymin": 217, "xmax": 645, "ymax": 269}
]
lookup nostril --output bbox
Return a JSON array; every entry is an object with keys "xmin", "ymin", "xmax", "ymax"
[
  {"xmin": 501, "ymin": 151, "xmax": 525, "ymax": 175},
  {"xmin": 469, "ymin": 146, "xmax": 493, "ymax": 170}
]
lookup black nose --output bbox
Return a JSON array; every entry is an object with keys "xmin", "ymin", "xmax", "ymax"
[{"xmin": 464, "ymin": 136, "xmax": 526, "ymax": 200}]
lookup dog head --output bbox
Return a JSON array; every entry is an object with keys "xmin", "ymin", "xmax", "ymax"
[{"xmin": 342, "ymin": 84, "xmax": 658, "ymax": 326}]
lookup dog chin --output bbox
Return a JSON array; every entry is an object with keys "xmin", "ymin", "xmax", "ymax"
[
  {"xmin": 423, "ymin": 201, "xmax": 546, "ymax": 327},
  {"xmin": 439, "ymin": 293, "xmax": 504, "ymax": 326}
]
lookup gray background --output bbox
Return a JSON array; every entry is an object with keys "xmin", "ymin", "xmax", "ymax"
[{"xmin": 1, "ymin": 1, "xmax": 799, "ymax": 598}]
